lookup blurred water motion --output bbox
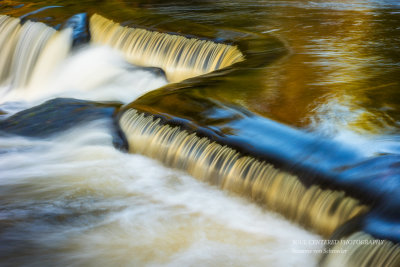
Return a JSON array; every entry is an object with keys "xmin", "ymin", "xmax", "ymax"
[
  {"xmin": 1, "ymin": 1, "xmax": 400, "ymax": 267},
  {"xmin": 0, "ymin": 120, "xmax": 322, "ymax": 266}
]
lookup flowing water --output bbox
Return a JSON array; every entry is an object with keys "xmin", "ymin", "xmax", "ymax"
[{"xmin": 1, "ymin": 1, "xmax": 400, "ymax": 266}]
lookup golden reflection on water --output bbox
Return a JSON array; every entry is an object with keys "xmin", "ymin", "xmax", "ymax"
[
  {"xmin": 1, "ymin": 1, "xmax": 400, "ymax": 266},
  {"xmin": 94, "ymin": 0, "xmax": 400, "ymax": 137},
  {"xmin": 2, "ymin": 1, "xmax": 400, "ymax": 136},
  {"xmin": 116, "ymin": 0, "xmax": 400, "ymax": 136},
  {"xmin": 236, "ymin": 3, "xmax": 394, "ymax": 133}
]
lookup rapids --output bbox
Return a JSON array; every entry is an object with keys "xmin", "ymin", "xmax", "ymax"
[
  {"xmin": 1, "ymin": 1, "xmax": 400, "ymax": 266},
  {"xmin": 0, "ymin": 12, "xmax": 320, "ymax": 267}
]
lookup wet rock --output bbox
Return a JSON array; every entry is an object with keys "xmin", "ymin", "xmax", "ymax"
[
  {"xmin": 62, "ymin": 13, "xmax": 90, "ymax": 47},
  {"xmin": 0, "ymin": 98, "xmax": 127, "ymax": 150}
]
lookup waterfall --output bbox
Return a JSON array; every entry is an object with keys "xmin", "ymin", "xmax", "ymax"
[
  {"xmin": 0, "ymin": 15, "xmax": 72, "ymax": 92},
  {"xmin": 119, "ymin": 108, "xmax": 369, "ymax": 237},
  {"xmin": 1, "ymin": 11, "xmax": 400, "ymax": 267},
  {"xmin": 0, "ymin": 15, "xmax": 21, "ymax": 83},
  {"xmin": 321, "ymin": 232, "xmax": 400, "ymax": 267},
  {"xmin": 89, "ymin": 14, "xmax": 244, "ymax": 82},
  {"xmin": 119, "ymin": 108, "xmax": 400, "ymax": 266},
  {"xmin": 0, "ymin": 15, "xmax": 166, "ymax": 104}
]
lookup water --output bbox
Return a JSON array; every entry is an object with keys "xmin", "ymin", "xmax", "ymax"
[
  {"xmin": 119, "ymin": 109, "xmax": 368, "ymax": 237},
  {"xmin": 0, "ymin": 119, "xmax": 321, "ymax": 266},
  {"xmin": 90, "ymin": 14, "xmax": 244, "ymax": 83},
  {"xmin": 0, "ymin": 9, "xmax": 320, "ymax": 267},
  {"xmin": 134, "ymin": 0, "xmax": 400, "ymax": 137},
  {"xmin": 0, "ymin": 15, "xmax": 167, "ymax": 105},
  {"xmin": 1, "ymin": 1, "xmax": 400, "ymax": 266}
]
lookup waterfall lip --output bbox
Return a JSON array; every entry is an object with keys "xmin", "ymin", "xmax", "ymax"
[
  {"xmin": 103, "ymin": 14, "xmax": 398, "ymax": 239},
  {"xmin": 1, "ymin": 11, "xmax": 399, "ymax": 265},
  {"xmin": 116, "ymin": 105, "xmax": 360, "ymax": 196},
  {"xmin": 105, "ymin": 16, "xmax": 399, "ymax": 241},
  {"xmin": 89, "ymin": 13, "xmax": 288, "ymax": 83},
  {"xmin": 1, "ymin": 12, "xmax": 396, "ymax": 219},
  {"xmin": 118, "ymin": 107, "xmax": 400, "ymax": 267},
  {"xmin": 0, "ymin": 15, "xmax": 169, "ymax": 104},
  {"xmin": 118, "ymin": 104, "xmax": 400, "ymax": 244},
  {"xmin": 1, "ymin": 13, "xmax": 288, "ymax": 90}
]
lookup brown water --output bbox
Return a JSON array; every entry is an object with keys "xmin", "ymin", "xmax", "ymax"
[
  {"xmin": 4, "ymin": 0, "xmax": 400, "ymax": 135},
  {"xmin": 134, "ymin": 0, "xmax": 400, "ymax": 136},
  {"xmin": 1, "ymin": 1, "xmax": 400, "ymax": 266}
]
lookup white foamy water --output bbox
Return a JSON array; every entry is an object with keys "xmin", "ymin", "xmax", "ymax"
[
  {"xmin": 0, "ymin": 120, "xmax": 321, "ymax": 266},
  {"xmin": 2, "ymin": 45, "xmax": 168, "ymax": 105},
  {"xmin": 0, "ymin": 15, "xmax": 167, "ymax": 106},
  {"xmin": 0, "ymin": 14, "xmax": 322, "ymax": 267}
]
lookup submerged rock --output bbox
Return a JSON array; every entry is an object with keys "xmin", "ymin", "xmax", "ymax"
[{"xmin": 0, "ymin": 98, "xmax": 127, "ymax": 150}]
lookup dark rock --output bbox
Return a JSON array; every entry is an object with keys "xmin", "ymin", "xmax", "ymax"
[
  {"xmin": 0, "ymin": 98, "xmax": 127, "ymax": 150},
  {"xmin": 62, "ymin": 13, "xmax": 90, "ymax": 47}
]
